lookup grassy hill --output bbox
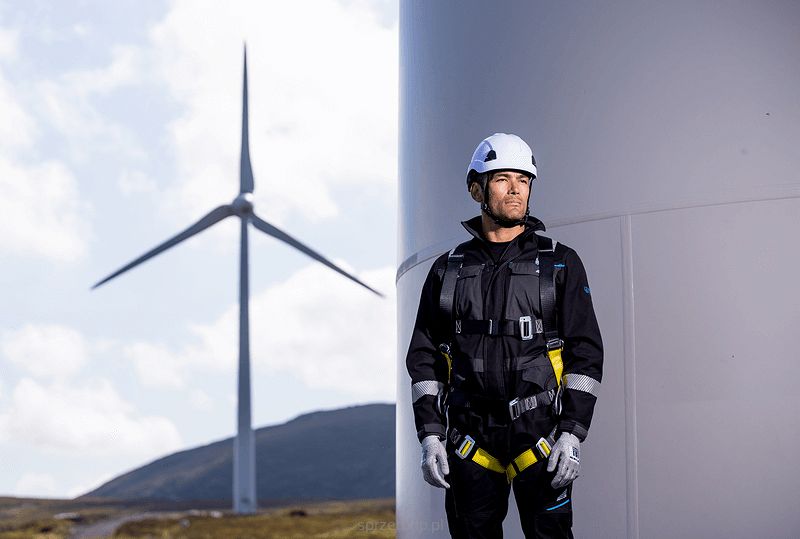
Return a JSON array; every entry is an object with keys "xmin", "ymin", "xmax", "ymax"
[{"xmin": 78, "ymin": 403, "xmax": 395, "ymax": 504}]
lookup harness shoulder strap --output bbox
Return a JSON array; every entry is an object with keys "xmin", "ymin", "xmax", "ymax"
[
  {"xmin": 438, "ymin": 242, "xmax": 468, "ymax": 323},
  {"xmin": 437, "ymin": 242, "xmax": 470, "ymax": 386},
  {"xmin": 537, "ymin": 235, "xmax": 559, "ymax": 346},
  {"xmin": 537, "ymin": 234, "xmax": 564, "ymax": 387}
]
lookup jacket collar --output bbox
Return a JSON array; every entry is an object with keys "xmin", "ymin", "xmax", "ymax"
[{"xmin": 460, "ymin": 214, "xmax": 546, "ymax": 245}]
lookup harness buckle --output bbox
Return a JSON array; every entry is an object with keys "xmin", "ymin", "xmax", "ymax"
[
  {"xmin": 508, "ymin": 397, "xmax": 521, "ymax": 421},
  {"xmin": 535, "ymin": 437, "xmax": 552, "ymax": 459},
  {"xmin": 456, "ymin": 434, "xmax": 476, "ymax": 459},
  {"xmin": 509, "ymin": 395, "xmax": 538, "ymax": 421},
  {"xmin": 546, "ymin": 338, "xmax": 563, "ymax": 351},
  {"xmin": 519, "ymin": 316, "xmax": 533, "ymax": 340}
]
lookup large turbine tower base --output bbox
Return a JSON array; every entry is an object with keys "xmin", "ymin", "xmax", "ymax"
[{"xmin": 233, "ymin": 428, "xmax": 256, "ymax": 513}]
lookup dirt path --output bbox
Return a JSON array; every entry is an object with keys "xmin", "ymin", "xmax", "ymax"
[{"xmin": 68, "ymin": 511, "xmax": 185, "ymax": 539}]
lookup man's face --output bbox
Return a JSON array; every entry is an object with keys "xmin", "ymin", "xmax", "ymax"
[{"xmin": 483, "ymin": 170, "xmax": 531, "ymax": 221}]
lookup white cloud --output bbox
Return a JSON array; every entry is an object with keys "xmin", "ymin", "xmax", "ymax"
[
  {"xmin": 118, "ymin": 169, "xmax": 158, "ymax": 196},
  {"xmin": 122, "ymin": 313, "xmax": 237, "ymax": 390},
  {"xmin": 0, "ymin": 0, "xmax": 397, "ymax": 260},
  {"xmin": 336, "ymin": 0, "xmax": 397, "ymax": 28},
  {"xmin": 0, "ymin": 52, "xmax": 90, "ymax": 263},
  {"xmin": 251, "ymin": 264, "xmax": 396, "ymax": 397},
  {"xmin": 72, "ymin": 23, "xmax": 89, "ymax": 38},
  {"xmin": 90, "ymin": 337, "xmax": 118, "ymax": 355},
  {"xmin": 14, "ymin": 473, "xmax": 58, "ymax": 498},
  {"xmin": 0, "ymin": 69, "xmax": 36, "ymax": 152},
  {"xmin": 0, "ymin": 377, "xmax": 183, "ymax": 457},
  {"xmin": 62, "ymin": 44, "xmax": 143, "ymax": 95},
  {"xmin": 29, "ymin": 44, "xmax": 148, "ymax": 165},
  {"xmin": 1, "ymin": 324, "xmax": 89, "ymax": 378},
  {"xmin": 0, "ymin": 157, "xmax": 91, "ymax": 262},
  {"xmin": 147, "ymin": 0, "xmax": 398, "ymax": 225},
  {"xmin": 36, "ymin": 79, "xmax": 145, "ymax": 164},
  {"xmin": 122, "ymin": 263, "xmax": 395, "ymax": 399},
  {"xmin": 189, "ymin": 389, "xmax": 213, "ymax": 411},
  {"xmin": 0, "ymin": 28, "xmax": 19, "ymax": 61},
  {"xmin": 123, "ymin": 341, "xmax": 188, "ymax": 389}
]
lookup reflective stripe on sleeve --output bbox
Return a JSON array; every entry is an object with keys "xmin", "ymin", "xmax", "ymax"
[
  {"xmin": 412, "ymin": 380, "xmax": 444, "ymax": 403},
  {"xmin": 563, "ymin": 373, "xmax": 600, "ymax": 396}
]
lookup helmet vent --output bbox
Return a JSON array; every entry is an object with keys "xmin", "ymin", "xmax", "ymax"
[{"xmin": 484, "ymin": 150, "xmax": 497, "ymax": 162}]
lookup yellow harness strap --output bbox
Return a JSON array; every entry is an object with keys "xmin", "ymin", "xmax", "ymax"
[
  {"xmin": 438, "ymin": 344, "xmax": 453, "ymax": 384},
  {"xmin": 455, "ymin": 432, "xmax": 554, "ymax": 483},
  {"xmin": 505, "ymin": 437, "xmax": 553, "ymax": 482},
  {"xmin": 455, "ymin": 434, "xmax": 506, "ymax": 474},
  {"xmin": 472, "ymin": 448, "xmax": 506, "ymax": 474},
  {"xmin": 548, "ymin": 347, "xmax": 564, "ymax": 387}
]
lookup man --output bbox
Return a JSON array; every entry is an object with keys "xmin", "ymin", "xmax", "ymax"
[{"xmin": 405, "ymin": 133, "xmax": 603, "ymax": 538}]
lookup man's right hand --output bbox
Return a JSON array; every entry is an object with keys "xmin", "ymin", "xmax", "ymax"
[{"xmin": 420, "ymin": 435, "xmax": 450, "ymax": 488}]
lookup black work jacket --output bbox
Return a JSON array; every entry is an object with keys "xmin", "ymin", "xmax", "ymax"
[{"xmin": 405, "ymin": 215, "xmax": 603, "ymax": 443}]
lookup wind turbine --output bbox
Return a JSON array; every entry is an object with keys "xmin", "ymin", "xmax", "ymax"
[{"xmin": 92, "ymin": 47, "xmax": 383, "ymax": 514}]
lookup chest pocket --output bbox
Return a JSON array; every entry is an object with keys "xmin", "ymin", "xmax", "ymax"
[
  {"xmin": 504, "ymin": 261, "xmax": 541, "ymax": 321},
  {"xmin": 519, "ymin": 352, "xmax": 557, "ymax": 393},
  {"xmin": 453, "ymin": 264, "xmax": 484, "ymax": 320}
]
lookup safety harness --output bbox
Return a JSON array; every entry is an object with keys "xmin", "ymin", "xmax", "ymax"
[{"xmin": 437, "ymin": 233, "xmax": 565, "ymax": 481}]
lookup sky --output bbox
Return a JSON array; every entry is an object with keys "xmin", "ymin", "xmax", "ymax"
[{"xmin": 0, "ymin": 0, "xmax": 398, "ymax": 499}]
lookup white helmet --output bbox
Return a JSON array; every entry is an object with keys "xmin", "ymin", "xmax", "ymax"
[{"xmin": 466, "ymin": 132, "xmax": 537, "ymax": 187}]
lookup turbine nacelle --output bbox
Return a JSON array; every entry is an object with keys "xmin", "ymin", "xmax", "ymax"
[{"xmin": 232, "ymin": 192, "xmax": 254, "ymax": 216}]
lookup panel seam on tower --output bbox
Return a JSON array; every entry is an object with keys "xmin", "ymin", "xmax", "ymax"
[{"xmin": 621, "ymin": 214, "xmax": 639, "ymax": 539}]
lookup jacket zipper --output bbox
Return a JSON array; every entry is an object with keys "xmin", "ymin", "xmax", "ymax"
[{"xmin": 484, "ymin": 254, "xmax": 510, "ymax": 397}]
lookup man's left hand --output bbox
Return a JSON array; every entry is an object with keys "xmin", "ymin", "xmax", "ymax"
[{"xmin": 546, "ymin": 432, "xmax": 580, "ymax": 489}]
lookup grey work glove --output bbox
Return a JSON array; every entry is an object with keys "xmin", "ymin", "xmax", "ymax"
[
  {"xmin": 547, "ymin": 432, "xmax": 581, "ymax": 489},
  {"xmin": 420, "ymin": 435, "xmax": 450, "ymax": 489}
]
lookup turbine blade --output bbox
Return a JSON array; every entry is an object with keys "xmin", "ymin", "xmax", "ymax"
[
  {"xmin": 240, "ymin": 44, "xmax": 254, "ymax": 194},
  {"xmin": 92, "ymin": 205, "xmax": 236, "ymax": 290},
  {"xmin": 250, "ymin": 214, "xmax": 384, "ymax": 298}
]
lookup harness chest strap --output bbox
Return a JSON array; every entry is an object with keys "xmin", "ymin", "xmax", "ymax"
[
  {"xmin": 508, "ymin": 388, "xmax": 556, "ymax": 421},
  {"xmin": 453, "ymin": 316, "xmax": 543, "ymax": 339},
  {"xmin": 449, "ymin": 387, "xmax": 556, "ymax": 422}
]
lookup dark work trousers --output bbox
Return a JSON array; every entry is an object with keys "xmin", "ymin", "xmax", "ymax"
[{"xmin": 443, "ymin": 407, "xmax": 574, "ymax": 538}]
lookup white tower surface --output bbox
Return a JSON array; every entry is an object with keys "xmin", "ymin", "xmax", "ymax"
[{"xmin": 397, "ymin": 2, "xmax": 800, "ymax": 538}]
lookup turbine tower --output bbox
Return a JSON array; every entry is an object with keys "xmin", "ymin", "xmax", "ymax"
[{"xmin": 92, "ymin": 46, "xmax": 382, "ymax": 514}]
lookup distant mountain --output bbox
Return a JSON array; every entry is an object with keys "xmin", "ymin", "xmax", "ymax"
[{"xmin": 78, "ymin": 403, "xmax": 395, "ymax": 503}]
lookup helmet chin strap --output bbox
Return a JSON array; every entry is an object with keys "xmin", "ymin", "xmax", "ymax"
[{"xmin": 481, "ymin": 185, "xmax": 530, "ymax": 228}]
